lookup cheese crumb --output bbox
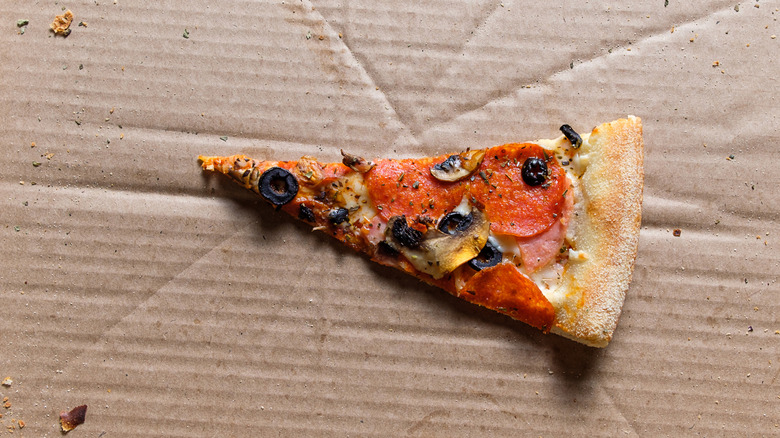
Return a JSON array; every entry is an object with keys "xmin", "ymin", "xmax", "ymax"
[{"xmin": 568, "ymin": 249, "xmax": 588, "ymax": 261}]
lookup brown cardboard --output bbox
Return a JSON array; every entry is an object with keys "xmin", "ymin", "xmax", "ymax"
[{"xmin": 1, "ymin": 1, "xmax": 778, "ymax": 436}]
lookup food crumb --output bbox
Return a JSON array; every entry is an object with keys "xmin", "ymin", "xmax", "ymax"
[
  {"xmin": 30, "ymin": 142, "xmax": 36, "ymax": 148},
  {"xmin": 59, "ymin": 405, "xmax": 87, "ymax": 432},
  {"xmin": 50, "ymin": 10, "xmax": 74, "ymax": 36},
  {"xmin": 17, "ymin": 421, "xmax": 24, "ymax": 429},
  {"xmin": 1, "ymin": 377, "xmax": 11, "ymax": 387},
  {"xmin": 673, "ymin": 229, "xmax": 681, "ymax": 237},
  {"xmin": 712, "ymin": 60, "xmax": 720, "ymax": 67},
  {"xmin": 318, "ymin": 35, "xmax": 324, "ymax": 40}
]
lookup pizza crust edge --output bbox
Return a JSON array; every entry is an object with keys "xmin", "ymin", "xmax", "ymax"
[{"xmin": 551, "ymin": 116, "xmax": 644, "ymax": 347}]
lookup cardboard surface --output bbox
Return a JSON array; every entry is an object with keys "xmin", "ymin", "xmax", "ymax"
[{"xmin": 1, "ymin": 0, "xmax": 778, "ymax": 436}]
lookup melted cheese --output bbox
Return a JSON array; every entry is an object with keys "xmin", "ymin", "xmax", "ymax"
[
  {"xmin": 338, "ymin": 172, "xmax": 379, "ymax": 225},
  {"xmin": 336, "ymin": 133, "xmax": 593, "ymax": 305},
  {"xmin": 526, "ymin": 134, "xmax": 593, "ymax": 303}
]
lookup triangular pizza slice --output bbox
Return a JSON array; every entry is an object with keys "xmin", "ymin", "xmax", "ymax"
[{"xmin": 199, "ymin": 117, "xmax": 643, "ymax": 347}]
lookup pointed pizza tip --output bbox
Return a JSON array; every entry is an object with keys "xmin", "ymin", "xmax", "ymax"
[
  {"xmin": 198, "ymin": 155, "xmax": 218, "ymax": 170},
  {"xmin": 197, "ymin": 117, "xmax": 643, "ymax": 347}
]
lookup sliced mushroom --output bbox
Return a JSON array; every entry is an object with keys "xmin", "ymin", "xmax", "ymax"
[
  {"xmin": 341, "ymin": 150, "xmax": 375, "ymax": 173},
  {"xmin": 430, "ymin": 149, "xmax": 486, "ymax": 182},
  {"xmin": 384, "ymin": 207, "xmax": 490, "ymax": 279}
]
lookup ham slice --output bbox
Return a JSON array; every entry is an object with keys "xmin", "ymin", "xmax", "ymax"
[{"xmin": 516, "ymin": 183, "xmax": 574, "ymax": 273}]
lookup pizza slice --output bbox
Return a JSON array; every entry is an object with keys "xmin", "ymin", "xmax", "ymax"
[{"xmin": 199, "ymin": 117, "xmax": 643, "ymax": 347}]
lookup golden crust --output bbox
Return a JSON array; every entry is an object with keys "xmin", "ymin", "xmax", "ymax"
[
  {"xmin": 200, "ymin": 119, "xmax": 643, "ymax": 347},
  {"xmin": 551, "ymin": 117, "xmax": 644, "ymax": 347}
]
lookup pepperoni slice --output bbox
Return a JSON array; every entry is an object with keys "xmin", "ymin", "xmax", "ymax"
[
  {"xmin": 461, "ymin": 263, "xmax": 555, "ymax": 331},
  {"xmin": 470, "ymin": 144, "xmax": 568, "ymax": 237},
  {"xmin": 364, "ymin": 157, "xmax": 468, "ymax": 229},
  {"xmin": 365, "ymin": 144, "xmax": 567, "ymax": 237}
]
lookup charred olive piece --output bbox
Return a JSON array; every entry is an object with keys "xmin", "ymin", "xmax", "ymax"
[
  {"xmin": 258, "ymin": 167, "xmax": 299, "ymax": 206},
  {"xmin": 430, "ymin": 150, "xmax": 486, "ymax": 182},
  {"xmin": 390, "ymin": 215, "xmax": 422, "ymax": 248},
  {"xmin": 328, "ymin": 207, "xmax": 349, "ymax": 225},
  {"xmin": 521, "ymin": 157, "xmax": 548, "ymax": 186},
  {"xmin": 432, "ymin": 155, "xmax": 460, "ymax": 173},
  {"xmin": 437, "ymin": 212, "xmax": 473, "ymax": 235},
  {"xmin": 467, "ymin": 241, "xmax": 502, "ymax": 271},
  {"xmin": 560, "ymin": 124, "xmax": 582, "ymax": 148},
  {"xmin": 298, "ymin": 204, "xmax": 315, "ymax": 223},
  {"xmin": 377, "ymin": 240, "xmax": 399, "ymax": 257}
]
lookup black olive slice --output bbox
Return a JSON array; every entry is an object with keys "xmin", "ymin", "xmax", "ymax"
[
  {"xmin": 437, "ymin": 212, "xmax": 473, "ymax": 235},
  {"xmin": 258, "ymin": 167, "xmax": 299, "ymax": 206},
  {"xmin": 560, "ymin": 124, "xmax": 583, "ymax": 148},
  {"xmin": 391, "ymin": 215, "xmax": 422, "ymax": 248},
  {"xmin": 298, "ymin": 204, "xmax": 315, "ymax": 222},
  {"xmin": 467, "ymin": 241, "xmax": 502, "ymax": 271},
  {"xmin": 521, "ymin": 157, "xmax": 548, "ymax": 186},
  {"xmin": 328, "ymin": 207, "xmax": 349, "ymax": 225}
]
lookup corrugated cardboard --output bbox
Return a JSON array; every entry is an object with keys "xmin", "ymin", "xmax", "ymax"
[{"xmin": 1, "ymin": 1, "xmax": 778, "ymax": 436}]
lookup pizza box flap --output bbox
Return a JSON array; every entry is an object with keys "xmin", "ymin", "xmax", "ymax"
[{"xmin": 0, "ymin": 1, "xmax": 778, "ymax": 435}]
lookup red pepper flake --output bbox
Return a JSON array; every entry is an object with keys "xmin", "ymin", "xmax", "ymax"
[
  {"xmin": 673, "ymin": 229, "xmax": 681, "ymax": 237},
  {"xmin": 60, "ymin": 405, "xmax": 87, "ymax": 432}
]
